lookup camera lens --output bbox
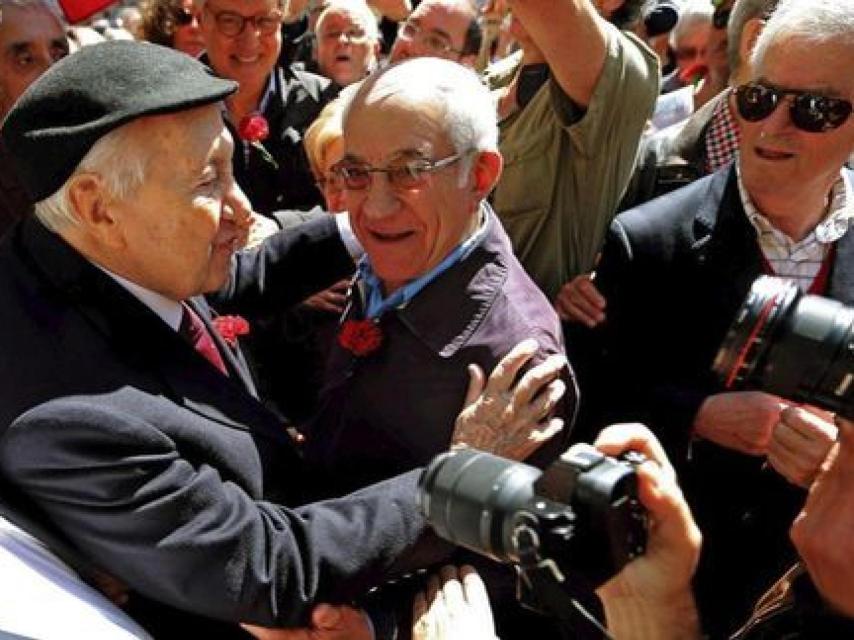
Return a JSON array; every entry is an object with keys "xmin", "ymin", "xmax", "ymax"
[
  {"xmin": 713, "ymin": 276, "xmax": 854, "ymax": 419},
  {"xmin": 419, "ymin": 448, "xmax": 541, "ymax": 562}
]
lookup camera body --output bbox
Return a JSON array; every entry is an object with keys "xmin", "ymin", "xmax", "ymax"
[
  {"xmin": 419, "ymin": 445, "xmax": 647, "ymax": 593},
  {"xmin": 714, "ymin": 276, "xmax": 854, "ymax": 419}
]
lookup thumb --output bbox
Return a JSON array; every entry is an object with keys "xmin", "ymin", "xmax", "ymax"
[
  {"xmin": 311, "ymin": 604, "xmax": 342, "ymax": 630},
  {"xmin": 462, "ymin": 364, "xmax": 485, "ymax": 408}
]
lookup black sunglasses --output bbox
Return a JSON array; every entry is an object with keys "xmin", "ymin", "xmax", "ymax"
[
  {"xmin": 173, "ymin": 7, "xmax": 195, "ymax": 26},
  {"xmin": 734, "ymin": 82, "xmax": 853, "ymax": 133},
  {"xmin": 712, "ymin": 7, "xmax": 731, "ymax": 29}
]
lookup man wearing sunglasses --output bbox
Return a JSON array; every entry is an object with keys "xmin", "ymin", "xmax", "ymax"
[
  {"xmin": 565, "ymin": 0, "xmax": 854, "ymax": 635},
  {"xmin": 197, "ymin": 0, "xmax": 337, "ymax": 215}
]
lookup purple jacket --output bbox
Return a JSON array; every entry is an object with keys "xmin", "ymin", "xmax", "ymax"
[{"xmin": 303, "ymin": 205, "xmax": 576, "ymax": 499}]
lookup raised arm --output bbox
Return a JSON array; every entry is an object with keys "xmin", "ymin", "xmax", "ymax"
[{"xmin": 509, "ymin": 0, "xmax": 611, "ymax": 108}]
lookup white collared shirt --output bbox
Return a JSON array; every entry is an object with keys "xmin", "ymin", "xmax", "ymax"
[
  {"xmin": 736, "ymin": 159, "xmax": 854, "ymax": 291},
  {"xmin": 94, "ymin": 265, "xmax": 183, "ymax": 332}
]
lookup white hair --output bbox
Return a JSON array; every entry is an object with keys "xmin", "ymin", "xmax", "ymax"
[
  {"xmin": 34, "ymin": 121, "xmax": 151, "ymax": 232},
  {"xmin": 751, "ymin": 0, "xmax": 854, "ymax": 72},
  {"xmin": 316, "ymin": 0, "xmax": 381, "ymax": 41},
  {"xmin": 340, "ymin": 57, "xmax": 498, "ymax": 185},
  {"xmin": 669, "ymin": 0, "xmax": 713, "ymax": 48}
]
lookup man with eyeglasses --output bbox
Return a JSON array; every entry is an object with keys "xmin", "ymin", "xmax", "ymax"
[
  {"xmin": 287, "ymin": 56, "xmax": 574, "ymax": 637},
  {"xmin": 0, "ymin": 0, "xmax": 68, "ymax": 238},
  {"xmin": 197, "ymin": 0, "xmax": 337, "ymax": 215},
  {"xmin": 563, "ymin": 0, "xmax": 854, "ymax": 635},
  {"xmin": 389, "ymin": 0, "xmax": 482, "ymax": 68}
]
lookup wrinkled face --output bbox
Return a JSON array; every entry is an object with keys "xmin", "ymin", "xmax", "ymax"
[
  {"xmin": 739, "ymin": 37, "xmax": 854, "ymax": 217},
  {"xmin": 173, "ymin": 0, "xmax": 205, "ymax": 58},
  {"xmin": 199, "ymin": 0, "xmax": 282, "ymax": 91},
  {"xmin": 343, "ymin": 93, "xmax": 478, "ymax": 293},
  {"xmin": 315, "ymin": 7, "xmax": 379, "ymax": 87},
  {"xmin": 108, "ymin": 106, "xmax": 244, "ymax": 300},
  {"xmin": 389, "ymin": 0, "xmax": 473, "ymax": 65},
  {"xmin": 0, "ymin": 4, "xmax": 68, "ymax": 119}
]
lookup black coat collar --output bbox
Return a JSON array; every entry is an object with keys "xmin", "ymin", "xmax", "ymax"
[{"xmin": 16, "ymin": 218, "xmax": 290, "ymax": 446}]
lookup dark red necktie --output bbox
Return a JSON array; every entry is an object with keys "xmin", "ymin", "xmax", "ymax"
[{"xmin": 179, "ymin": 304, "xmax": 228, "ymax": 376}]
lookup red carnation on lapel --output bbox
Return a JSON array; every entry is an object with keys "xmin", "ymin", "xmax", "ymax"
[
  {"xmin": 211, "ymin": 315, "xmax": 250, "ymax": 346},
  {"xmin": 237, "ymin": 112, "xmax": 270, "ymax": 143},
  {"xmin": 338, "ymin": 319, "xmax": 383, "ymax": 357},
  {"xmin": 237, "ymin": 112, "xmax": 279, "ymax": 169}
]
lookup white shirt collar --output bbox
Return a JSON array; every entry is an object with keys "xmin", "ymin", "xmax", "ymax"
[
  {"xmin": 94, "ymin": 264, "xmax": 183, "ymax": 332},
  {"xmin": 736, "ymin": 156, "xmax": 854, "ymax": 245}
]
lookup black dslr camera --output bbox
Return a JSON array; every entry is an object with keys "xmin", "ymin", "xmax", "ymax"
[
  {"xmin": 419, "ymin": 445, "xmax": 647, "ymax": 619},
  {"xmin": 713, "ymin": 276, "xmax": 854, "ymax": 419}
]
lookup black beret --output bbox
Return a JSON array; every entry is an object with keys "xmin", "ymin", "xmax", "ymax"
[{"xmin": 1, "ymin": 41, "xmax": 238, "ymax": 203}]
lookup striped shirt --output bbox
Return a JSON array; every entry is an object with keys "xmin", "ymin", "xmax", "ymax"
[{"xmin": 736, "ymin": 159, "xmax": 853, "ymax": 291}]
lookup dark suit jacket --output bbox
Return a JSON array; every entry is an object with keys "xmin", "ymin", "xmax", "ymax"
[
  {"xmin": 303, "ymin": 208, "xmax": 576, "ymax": 499},
  {"xmin": 303, "ymin": 207, "xmax": 577, "ymax": 639},
  {"xmin": 0, "ymin": 138, "xmax": 31, "ymax": 239},
  {"xmin": 220, "ymin": 63, "xmax": 338, "ymax": 215},
  {"xmin": 0, "ymin": 216, "xmax": 438, "ymax": 635},
  {"xmin": 568, "ymin": 166, "xmax": 854, "ymax": 637}
]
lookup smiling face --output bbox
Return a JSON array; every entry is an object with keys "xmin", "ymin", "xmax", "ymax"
[
  {"xmin": 739, "ymin": 35, "xmax": 854, "ymax": 225},
  {"xmin": 315, "ymin": 6, "xmax": 379, "ymax": 87},
  {"xmin": 198, "ymin": 0, "xmax": 281, "ymax": 94},
  {"xmin": 343, "ymin": 92, "xmax": 480, "ymax": 294},
  {"xmin": 100, "ymin": 106, "xmax": 243, "ymax": 300},
  {"xmin": 0, "ymin": 3, "xmax": 68, "ymax": 119}
]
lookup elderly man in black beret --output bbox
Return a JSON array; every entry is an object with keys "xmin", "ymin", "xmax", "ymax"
[{"xmin": 0, "ymin": 41, "xmax": 564, "ymax": 638}]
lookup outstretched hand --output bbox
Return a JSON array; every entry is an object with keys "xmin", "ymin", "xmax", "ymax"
[{"xmin": 452, "ymin": 339, "xmax": 567, "ymax": 460}]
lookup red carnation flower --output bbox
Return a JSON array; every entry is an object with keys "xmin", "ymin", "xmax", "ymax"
[
  {"xmin": 338, "ymin": 319, "xmax": 383, "ymax": 357},
  {"xmin": 236, "ymin": 112, "xmax": 278, "ymax": 169},
  {"xmin": 211, "ymin": 315, "xmax": 250, "ymax": 347},
  {"xmin": 679, "ymin": 62, "xmax": 708, "ymax": 87},
  {"xmin": 237, "ymin": 112, "xmax": 270, "ymax": 143}
]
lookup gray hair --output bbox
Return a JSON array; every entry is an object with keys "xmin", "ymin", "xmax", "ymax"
[
  {"xmin": 669, "ymin": 0, "xmax": 713, "ymax": 49},
  {"xmin": 0, "ymin": 0, "xmax": 64, "ymax": 23},
  {"xmin": 726, "ymin": 0, "xmax": 780, "ymax": 77},
  {"xmin": 34, "ymin": 121, "xmax": 151, "ymax": 232},
  {"xmin": 752, "ymin": 0, "xmax": 854, "ymax": 72},
  {"xmin": 316, "ymin": 0, "xmax": 380, "ymax": 42},
  {"xmin": 340, "ymin": 57, "xmax": 498, "ymax": 185}
]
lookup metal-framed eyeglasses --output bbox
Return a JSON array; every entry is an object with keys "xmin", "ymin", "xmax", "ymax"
[
  {"xmin": 318, "ymin": 27, "xmax": 371, "ymax": 44},
  {"xmin": 332, "ymin": 152, "xmax": 470, "ymax": 191},
  {"xmin": 396, "ymin": 20, "xmax": 465, "ymax": 56},
  {"xmin": 203, "ymin": 5, "xmax": 283, "ymax": 37}
]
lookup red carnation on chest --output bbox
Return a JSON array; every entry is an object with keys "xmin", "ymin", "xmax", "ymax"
[
  {"xmin": 211, "ymin": 315, "xmax": 250, "ymax": 346},
  {"xmin": 338, "ymin": 319, "xmax": 383, "ymax": 357},
  {"xmin": 237, "ymin": 113, "xmax": 270, "ymax": 143}
]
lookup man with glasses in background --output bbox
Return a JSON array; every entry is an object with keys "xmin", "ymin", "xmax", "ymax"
[
  {"xmin": 564, "ymin": 0, "xmax": 854, "ymax": 634},
  {"xmin": 388, "ymin": 0, "xmax": 482, "ymax": 68},
  {"xmin": 197, "ymin": 0, "xmax": 336, "ymax": 214}
]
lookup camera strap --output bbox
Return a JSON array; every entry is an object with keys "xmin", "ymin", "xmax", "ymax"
[{"xmin": 515, "ymin": 526, "xmax": 615, "ymax": 640}]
